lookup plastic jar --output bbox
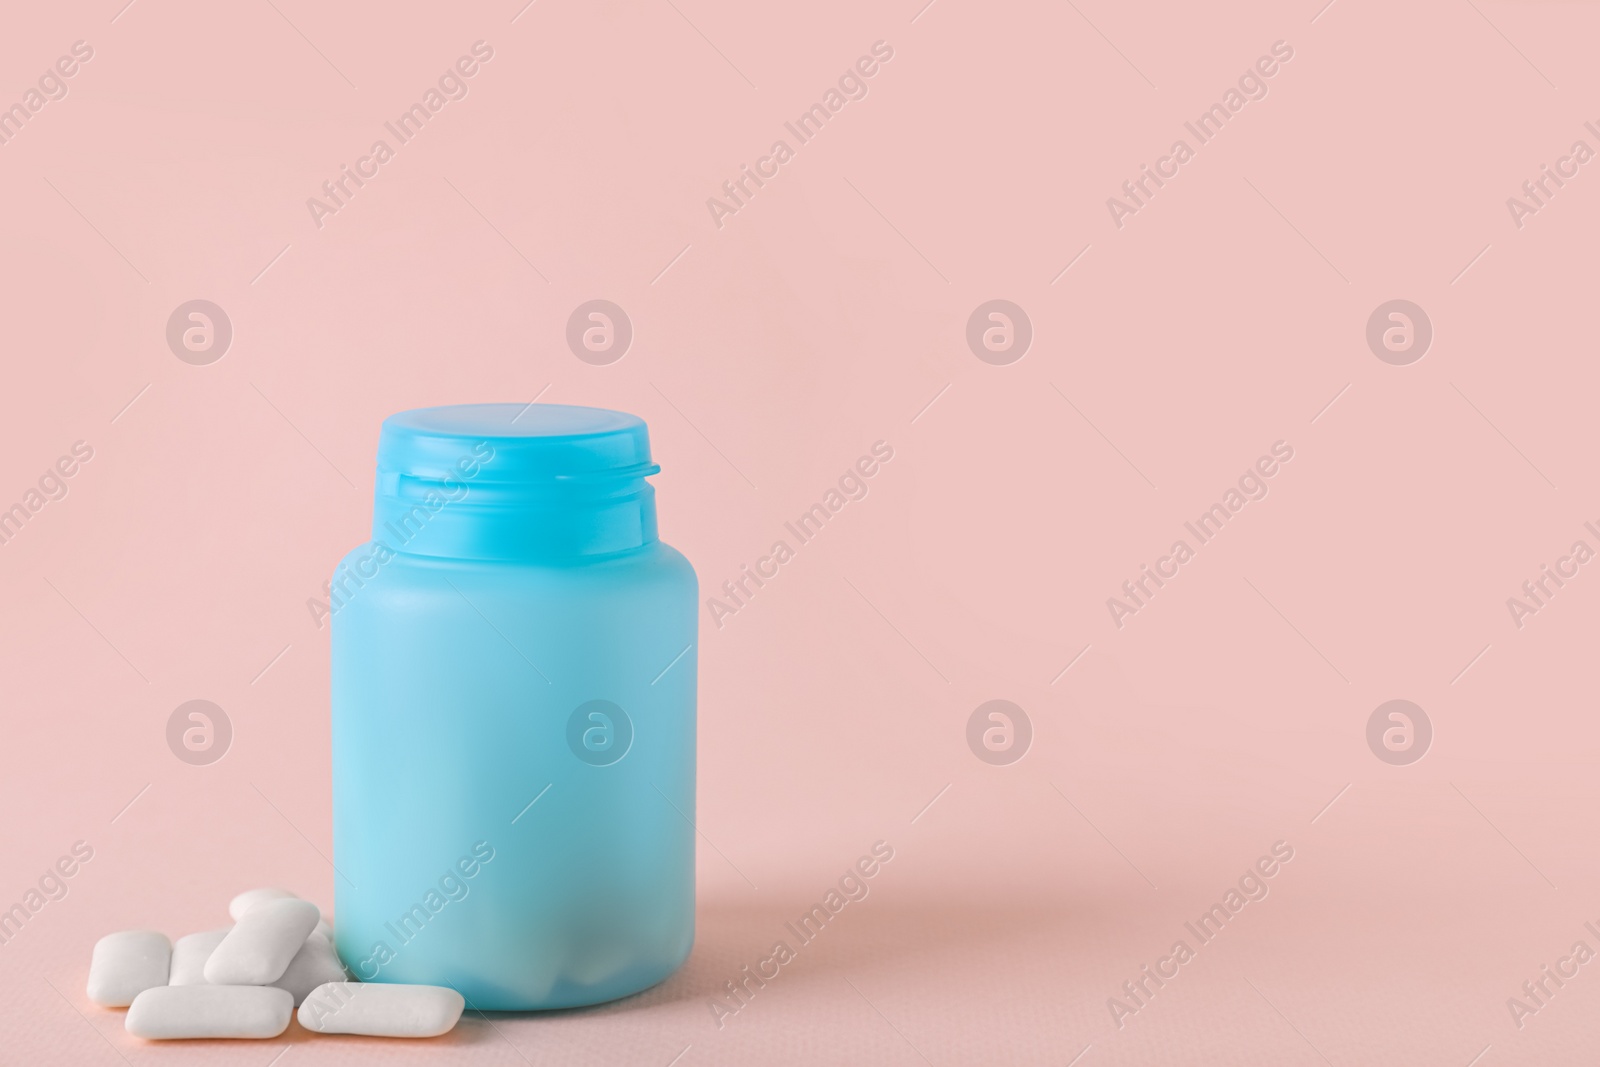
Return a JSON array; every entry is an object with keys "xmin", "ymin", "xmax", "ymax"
[{"xmin": 329, "ymin": 403, "xmax": 697, "ymax": 1009}]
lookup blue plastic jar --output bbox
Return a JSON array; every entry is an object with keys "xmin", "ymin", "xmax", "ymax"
[{"xmin": 329, "ymin": 403, "xmax": 697, "ymax": 1010}]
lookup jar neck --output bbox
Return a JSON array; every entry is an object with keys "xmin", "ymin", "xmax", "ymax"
[{"xmin": 371, "ymin": 474, "xmax": 658, "ymax": 561}]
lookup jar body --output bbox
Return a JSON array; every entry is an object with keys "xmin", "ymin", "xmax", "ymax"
[{"xmin": 330, "ymin": 540, "xmax": 697, "ymax": 1010}]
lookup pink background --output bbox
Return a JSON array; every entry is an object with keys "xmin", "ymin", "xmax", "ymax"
[{"xmin": 3, "ymin": 0, "xmax": 1599, "ymax": 1062}]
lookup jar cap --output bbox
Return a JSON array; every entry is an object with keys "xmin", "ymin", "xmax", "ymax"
[
  {"xmin": 371, "ymin": 403, "xmax": 660, "ymax": 559},
  {"xmin": 378, "ymin": 403, "xmax": 657, "ymax": 483}
]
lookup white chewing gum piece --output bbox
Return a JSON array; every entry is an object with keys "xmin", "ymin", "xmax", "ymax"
[
  {"xmin": 126, "ymin": 985, "xmax": 293, "ymax": 1040},
  {"xmin": 227, "ymin": 887, "xmax": 296, "ymax": 922},
  {"xmin": 168, "ymin": 928, "xmax": 231, "ymax": 986},
  {"xmin": 204, "ymin": 898, "xmax": 320, "ymax": 985},
  {"xmin": 297, "ymin": 982, "xmax": 464, "ymax": 1037},
  {"xmin": 270, "ymin": 934, "xmax": 349, "ymax": 1006},
  {"xmin": 87, "ymin": 930, "xmax": 171, "ymax": 1007}
]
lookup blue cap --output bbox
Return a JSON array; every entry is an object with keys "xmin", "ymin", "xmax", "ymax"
[{"xmin": 372, "ymin": 403, "xmax": 660, "ymax": 559}]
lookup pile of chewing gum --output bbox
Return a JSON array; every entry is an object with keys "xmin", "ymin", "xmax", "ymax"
[{"xmin": 85, "ymin": 888, "xmax": 464, "ymax": 1040}]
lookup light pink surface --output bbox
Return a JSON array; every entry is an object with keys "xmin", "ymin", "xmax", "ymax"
[{"xmin": 2, "ymin": 0, "xmax": 1598, "ymax": 1063}]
